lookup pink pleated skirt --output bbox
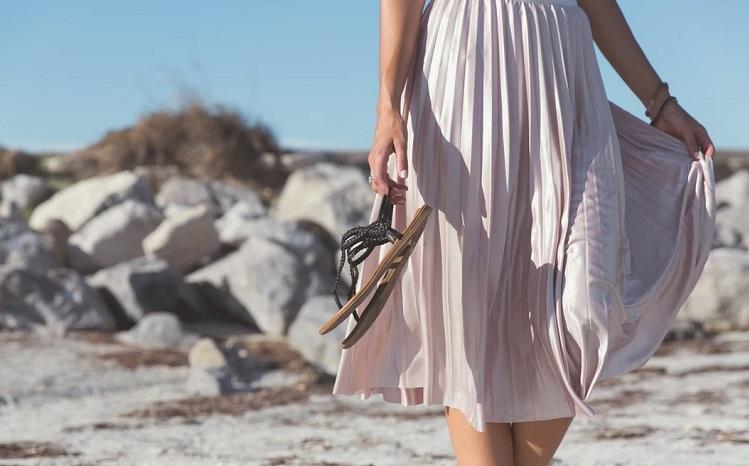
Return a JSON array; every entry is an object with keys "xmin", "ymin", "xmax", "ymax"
[{"xmin": 331, "ymin": 0, "xmax": 715, "ymax": 433}]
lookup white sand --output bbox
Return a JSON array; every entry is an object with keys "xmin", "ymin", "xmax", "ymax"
[{"xmin": 0, "ymin": 328, "xmax": 747, "ymax": 466}]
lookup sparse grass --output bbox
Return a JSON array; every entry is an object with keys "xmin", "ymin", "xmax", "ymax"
[{"xmin": 0, "ymin": 441, "xmax": 78, "ymax": 459}]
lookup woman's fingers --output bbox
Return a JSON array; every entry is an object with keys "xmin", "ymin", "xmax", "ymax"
[
  {"xmin": 368, "ymin": 143, "xmax": 410, "ymax": 200},
  {"xmin": 369, "ymin": 144, "xmax": 392, "ymax": 196},
  {"xmin": 695, "ymin": 125, "xmax": 715, "ymax": 160},
  {"xmin": 394, "ymin": 136, "xmax": 409, "ymax": 179},
  {"xmin": 683, "ymin": 130, "xmax": 700, "ymax": 161},
  {"xmin": 368, "ymin": 106, "xmax": 410, "ymax": 201},
  {"xmin": 704, "ymin": 142, "xmax": 716, "ymax": 160}
]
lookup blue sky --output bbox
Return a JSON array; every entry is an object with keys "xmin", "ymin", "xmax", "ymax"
[{"xmin": 1, "ymin": 0, "xmax": 747, "ymax": 153}]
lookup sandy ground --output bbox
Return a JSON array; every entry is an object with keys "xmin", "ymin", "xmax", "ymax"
[{"xmin": 0, "ymin": 324, "xmax": 747, "ymax": 466}]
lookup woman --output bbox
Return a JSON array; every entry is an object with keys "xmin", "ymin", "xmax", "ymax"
[{"xmin": 332, "ymin": 0, "xmax": 716, "ymax": 464}]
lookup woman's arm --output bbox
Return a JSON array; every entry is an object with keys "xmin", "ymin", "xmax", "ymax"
[
  {"xmin": 577, "ymin": 0, "xmax": 715, "ymax": 160},
  {"xmin": 368, "ymin": 0, "xmax": 426, "ymax": 202}
]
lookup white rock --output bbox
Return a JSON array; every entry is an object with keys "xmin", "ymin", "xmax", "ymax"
[
  {"xmin": 115, "ymin": 311, "xmax": 184, "ymax": 349},
  {"xmin": 142, "ymin": 203, "xmax": 221, "ymax": 274},
  {"xmin": 679, "ymin": 247, "xmax": 749, "ymax": 330},
  {"xmin": 0, "ymin": 174, "xmax": 51, "ymax": 212},
  {"xmin": 214, "ymin": 200, "xmax": 269, "ymax": 246},
  {"xmin": 155, "ymin": 175, "xmax": 214, "ymax": 210},
  {"xmin": 185, "ymin": 220, "xmax": 336, "ymax": 333},
  {"xmin": 155, "ymin": 175, "xmax": 266, "ymax": 219},
  {"xmin": 208, "ymin": 180, "xmax": 266, "ymax": 216},
  {"xmin": 28, "ymin": 171, "xmax": 154, "ymax": 232},
  {"xmin": 273, "ymin": 162, "xmax": 374, "ymax": 240},
  {"xmin": 715, "ymin": 169, "xmax": 749, "ymax": 209},
  {"xmin": 287, "ymin": 294, "xmax": 347, "ymax": 376},
  {"xmin": 188, "ymin": 337, "xmax": 228, "ymax": 369},
  {"xmin": 67, "ymin": 199, "xmax": 164, "ymax": 272},
  {"xmin": 86, "ymin": 257, "xmax": 182, "ymax": 322},
  {"xmin": 226, "ymin": 237, "xmax": 307, "ymax": 336},
  {"xmin": 0, "ymin": 265, "xmax": 115, "ymax": 333},
  {"xmin": 0, "ymin": 218, "xmax": 57, "ymax": 272},
  {"xmin": 714, "ymin": 202, "xmax": 749, "ymax": 249}
]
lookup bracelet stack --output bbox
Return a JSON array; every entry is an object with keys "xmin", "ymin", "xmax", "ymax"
[{"xmin": 645, "ymin": 81, "xmax": 677, "ymax": 126}]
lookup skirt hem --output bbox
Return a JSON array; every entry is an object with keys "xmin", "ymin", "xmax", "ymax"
[{"xmin": 331, "ymin": 385, "xmax": 586, "ymax": 432}]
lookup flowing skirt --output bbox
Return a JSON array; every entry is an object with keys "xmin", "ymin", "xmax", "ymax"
[{"xmin": 331, "ymin": 0, "xmax": 715, "ymax": 433}]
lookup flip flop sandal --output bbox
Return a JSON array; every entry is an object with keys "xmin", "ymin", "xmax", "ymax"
[{"xmin": 320, "ymin": 192, "xmax": 432, "ymax": 347}]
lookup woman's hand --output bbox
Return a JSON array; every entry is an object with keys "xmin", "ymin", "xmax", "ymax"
[
  {"xmin": 368, "ymin": 104, "xmax": 409, "ymax": 204},
  {"xmin": 652, "ymin": 101, "xmax": 716, "ymax": 161}
]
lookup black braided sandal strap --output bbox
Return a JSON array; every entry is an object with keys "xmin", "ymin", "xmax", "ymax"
[{"xmin": 330, "ymin": 193, "xmax": 400, "ymax": 320}]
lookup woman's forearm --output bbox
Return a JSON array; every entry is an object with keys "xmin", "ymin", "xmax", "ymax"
[
  {"xmin": 377, "ymin": 0, "xmax": 426, "ymax": 113},
  {"xmin": 577, "ymin": 0, "xmax": 662, "ymax": 106}
]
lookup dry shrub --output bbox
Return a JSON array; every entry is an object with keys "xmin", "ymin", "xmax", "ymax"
[
  {"xmin": 66, "ymin": 97, "xmax": 289, "ymax": 192},
  {"xmin": 0, "ymin": 147, "xmax": 40, "ymax": 179}
]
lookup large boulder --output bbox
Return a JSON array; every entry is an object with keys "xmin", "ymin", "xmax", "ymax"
[
  {"xmin": 209, "ymin": 180, "xmax": 266, "ymax": 215},
  {"xmin": 156, "ymin": 175, "xmax": 215, "ymax": 211},
  {"xmin": 715, "ymin": 203, "xmax": 749, "ymax": 249},
  {"xmin": 715, "ymin": 168, "xmax": 749, "ymax": 209},
  {"xmin": 184, "ymin": 252, "xmax": 256, "ymax": 327},
  {"xmin": 28, "ymin": 171, "xmax": 154, "ymax": 232},
  {"xmin": 67, "ymin": 199, "xmax": 164, "ymax": 272},
  {"xmin": 713, "ymin": 169, "xmax": 749, "ymax": 249},
  {"xmin": 0, "ymin": 174, "xmax": 52, "ymax": 213},
  {"xmin": 214, "ymin": 200, "xmax": 270, "ymax": 246},
  {"xmin": 678, "ymin": 247, "xmax": 749, "ymax": 330},
  {"xmin": 186, "ymin": 220, "xmax": 337, "ymax": 335},
  {"xmin": 226, "ymin": 237, "xmax": 308, "ymax": 335},
  {"xmin": 115, "ymin": 312, "xmax": 196, "ymax": 349},
  {"xmin": 0, "ymin": 265, "xmax": 115, "ymax": 333},
  {"xmin": 185, "ymin": 337, "xmax": 264, "ymax": 396},
  {"xmin": 142, "ymin": 203, "xmax": 222, "ymax": 274},
  {"xmin": 273, "ymin": 162, "xmax": 373, "ymax": 240},
  {"xmin": 287, "ymin": 294, "xmax": 348, "ymax": 376},
  {"xmin": 86, "ymin": 256, "xmax": 183, "ymax": 323},
  {"xmin": 155, "ymin": 175, "xmax": 267, "ymax": 219},
  {"xmin": 0, "ymin": 218, "xmax": 58, "ymax": 272}
]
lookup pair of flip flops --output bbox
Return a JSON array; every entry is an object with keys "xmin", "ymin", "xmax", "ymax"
[{"xmin": 320, "ymin": 193, "xmax": 432, "ymax": 348}]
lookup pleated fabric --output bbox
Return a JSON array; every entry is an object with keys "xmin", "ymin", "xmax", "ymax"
[{"xmin": 331, "ymin": 0, "xmax": 715, "ymax": 433}]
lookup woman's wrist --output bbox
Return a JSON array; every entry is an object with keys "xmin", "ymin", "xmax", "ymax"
[
  {"xmin": 377, "ymin": 86, "xmax": 402, "ymax": 111},
  {"xmin": 376, "ymin": 101, "xmax": 399, "ymax": 115},
  {"xmin": 643, "ymin": 79, "xmax": 678, "ymax": 126},
  {"xmin": 376, "ymin": 96, "xmax": 402, "ymax": 118}
]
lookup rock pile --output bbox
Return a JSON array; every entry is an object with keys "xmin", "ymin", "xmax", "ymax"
[{"xmin": 0, "ymin": 161, "xmax": 371, "ymax": 379}]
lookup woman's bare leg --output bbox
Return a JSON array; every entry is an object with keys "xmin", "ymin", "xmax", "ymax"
[
  {"xmin": 444, "ymin": 406, "xmax": 514, "ymax": 466},
  {"xmin": 511, "ymin": 416, "xmax": 574, "ymax": 466}
]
